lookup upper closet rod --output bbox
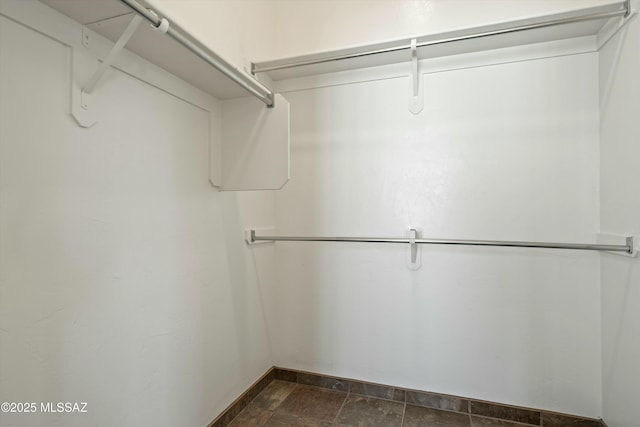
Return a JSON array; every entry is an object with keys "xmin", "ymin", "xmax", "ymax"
[
  {"xmin": 118, "ymin": 0, "xmax": 275, "ymax": 106},
  {"xmin": 252, "ymin": 1, "xmax": 630, "ymax": 74},
  {"xmin": 250, "ymin": 230, "xmax": 634, "ymax": 254}
]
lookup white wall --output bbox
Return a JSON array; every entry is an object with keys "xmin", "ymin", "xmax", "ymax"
[
  {"xmin": 265, "ymin": 48, "xmax": 602, "ymax": 417},
  {"xmin": 269, "ymin": 0, "xmax": 620, "ymax": 59},
  {"xmin": 599, "ymin": 13, "xmax": 640, "ymax": 427},
  {"xmin": 0, "ymin": 3, "xmax": 272, "ymax": 426}
]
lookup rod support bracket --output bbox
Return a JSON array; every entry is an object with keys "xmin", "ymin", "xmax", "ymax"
[
  {"xmin": 245, "ymin": 228, "xmax": 275, "ymax": 245},
  {"xmin": 408, "ymin": 39, "xmax": 423, "ymax": 115},
  {"xmin": 626, "ymin": 236, "xmax": 635, "ymax": 255},
  {"xmin": 407, "ymin": 227, "xmax": 422, "ymax": 270},
  {"xmin": 624, "ymin": 0, "xmax": 632, "ymax": 17},
  {"xmin": 410, "ymin": 228, "xmax": 417, "ymax": 263}
]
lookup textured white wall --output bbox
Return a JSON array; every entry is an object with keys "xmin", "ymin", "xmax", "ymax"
[
  {"xmin": 599, "ymin": 13, "xmax": 640, "ymax": 427},
  {"xmin": 266, "ymin": 49, "xmax": 602, "ymax": 417},
  {"xmin": 0, "ymin": 4, "xmax": 272, "ymax": 426}
]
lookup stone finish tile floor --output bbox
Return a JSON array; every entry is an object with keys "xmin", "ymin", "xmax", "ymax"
[{"xmin": 227, "ymin": 380, "xmax": 542, "ymax": 427}]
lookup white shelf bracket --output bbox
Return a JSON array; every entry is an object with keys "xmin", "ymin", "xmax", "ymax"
[
  {"xmin": 71, "ymin": 14, "xmax": 143, "ymax": 127},
  {"xmin": 407, "ymin": 227, "xmax": 422, "ymax": 270},
  {"xmin": 408, "ymin": 39, "xmax": 424, "ymax": 115}
]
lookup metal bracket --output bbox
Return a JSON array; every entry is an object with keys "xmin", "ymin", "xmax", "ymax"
[
  {"xmin": 597, "ymin": 233, "xmax": 638, "ymax": 257},
  {"xmin": 626, "ymin": 236, "xmax": 635, "ymax": 254},
  {"xmin": 71, "ymin": 14, "xmax": 142, "ymax": 127},
  {"xmin": 245, "ymin": 228, "xmax": 275, "ymax": 245},
  {"xmin": 624, "ymin": 0, "xmax": 632, "ymax": 17},
  {"xmin": 408, "ymin": 39, "xmax": 423, "ymax": 115},
  {"xmin": 407, "ymin": 227, "xmax": 422, "ymax": 270},
  {"xmin": 410, "ymin": 228, "xmax": 417, "ymax": 263}
]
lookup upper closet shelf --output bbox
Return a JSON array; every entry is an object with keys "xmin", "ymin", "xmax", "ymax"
[
  {"xmin": 32, "ymin": 0, "xmax": 289, "ymax": 191},
  {"xmin": 41, "ymin": 0, "xmax": 274, "ymax": 105},
  {"xmin": 252, "ymin": 0, "xmax": 634, "ymax": 81}
]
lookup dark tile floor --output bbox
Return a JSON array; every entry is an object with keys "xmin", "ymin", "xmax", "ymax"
[{"xmin": 227, "ymin": 380, "xmax": 540, "ymax": 427}]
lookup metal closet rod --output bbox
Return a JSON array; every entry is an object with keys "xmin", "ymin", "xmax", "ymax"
[
  {"xmin": 250, "ymin": 230, "xmax": 634, "ymax": 254},
  {"xmin": 118, "ymin": 0, "xmax": 274, "ymax": 107},
  {"xmin": 252, "ymin": 1, "xmax": 630, "ymax": 73}
]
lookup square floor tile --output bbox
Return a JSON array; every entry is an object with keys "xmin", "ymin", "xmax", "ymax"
[
  {"xmin": 265, "ymin": 411, "xmax": 334, "ymax": 427},
  {"xmin": 274, "ymin": 385, "xmax": 347, "ymax": 422},
  {"xmin": 403, "ymin": 405, "xmax": 471, "ymax": 427},
  {"xmin": 470, "ymin": 415, "xmax": 536, "ymax": 426},
  {"xmin": 252, "ymin": 381, "xmax": 298, "ymax": 411},
  {"xmin": 336, "ymin": 395, "xmax": 404, "ymax": 427},
  {"xmin": 228, "ymin": 405, "xmax": 273, "ymax": 427}
]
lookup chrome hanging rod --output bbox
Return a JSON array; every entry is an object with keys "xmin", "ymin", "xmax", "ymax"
[
  {"xmin": 252, "ymin": 1, "xmax": 630, "ymax": 74},
  {"xmin": 118, "ymin": 0, "xmax": 275, "ymax": 106},
  {"xmin": 250, "ymin": 230, "xmax": 634, "ymax": 254}
]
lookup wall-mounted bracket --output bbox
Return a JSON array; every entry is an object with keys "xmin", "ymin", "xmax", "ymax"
[
  {"xmin": 407, "ymin": 227, "xmax": 422, "ymax": 270},
  {"xmin": 245, "ymin": 229, "xmax": 275, "ymax": 245},
  {"xmin": 626, "ymin": 236, "xmax": 635, "ymax": 255},
  {"xmin": 410, "ymin": 228, "xmax": 417, "ymax": 263},
  {"xmin": 597, "ymin": 233, "xmax": 638, "ymax": 257},
  {"xmin": 408, "ymin": 39, "xmax": 423, "ymax": 115},
  {"xmin": 624, "ymin": 0, "xmax": 632, "ymax": 17},
  {"xmin": 71, "ymin": 14, "xmax": 143, "ymax": 127}
]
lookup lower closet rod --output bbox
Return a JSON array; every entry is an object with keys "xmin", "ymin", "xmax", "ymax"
[{"xmin": 250, "ymin": 230, "xmax": 633, "ymax": 254}]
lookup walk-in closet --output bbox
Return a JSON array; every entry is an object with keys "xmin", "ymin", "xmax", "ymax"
[{"xmin": 0, "ymin": 0, "xmax": 638, "ymax": 426}]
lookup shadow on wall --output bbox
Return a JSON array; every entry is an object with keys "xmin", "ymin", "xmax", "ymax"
[{"xmin": 219, "ymin": 191, "xmax": 273, "ymax": 369}]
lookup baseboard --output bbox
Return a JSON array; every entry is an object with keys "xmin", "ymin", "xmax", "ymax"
[
  {"xmin": 208, "ymin": 366, "xmax": 606, "ymax": 426},
  {"xmin": 207, "ymin": 368, "xmax": 275, "ymax": 427}
]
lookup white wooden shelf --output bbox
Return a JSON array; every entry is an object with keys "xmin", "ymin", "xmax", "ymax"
[
  {"xmin": 41, "ymin": 0, "xmax": 264, "ymax": 101},
  {"xmin": 252, "ymin": 1, "xmax": 632, "ymax": 81}
]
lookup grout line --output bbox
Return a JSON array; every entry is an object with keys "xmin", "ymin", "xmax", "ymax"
[
  {"xmin": 400, "ymin": 402, "xmax": 407, "ymax": 427},
  {"xmin": 471, "ymin": 414, "xmax": 541, "ymax": 426},
  {"xmin": 349, "ymin": 391, "xmax": 411, "ymax": 405},
  {"xmin": 410, "ymin": 405, "xmax": 476, "ymax": 417},
  {"xmin": 332, "ymin": 390, "xmax": 350, "ymax": 425},
  {"xmin": 262, "ymin": 383, "xmax": 299, "ymax": 426},
  {"xmin": 260, "ymin": 411, "xmax": 276, "ymax": 426}
]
